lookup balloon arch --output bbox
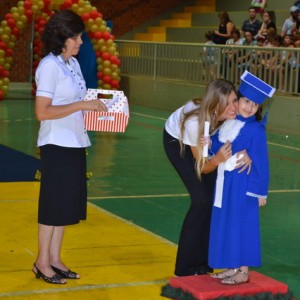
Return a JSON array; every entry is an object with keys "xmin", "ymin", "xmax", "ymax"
[{"xmin": 0, "ymin": 0, "xmax": 121, "ymax": 100}]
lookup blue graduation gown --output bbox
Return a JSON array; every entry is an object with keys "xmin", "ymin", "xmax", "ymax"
[{"xmin": 208, "ymin": 115, "xmax": 269, "ymax": 268}]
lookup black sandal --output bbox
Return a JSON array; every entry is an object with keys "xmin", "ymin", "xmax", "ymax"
[
  {"xmin": 51, "ymin": 265, "xmax": 80, "ymax": 279},
  {"xmin": 32, "ymin": 263, "xmax": 66, "ymax": 284}
]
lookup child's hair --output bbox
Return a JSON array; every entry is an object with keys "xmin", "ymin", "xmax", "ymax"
[
  {"xmin": 205, "ymin": 31, "xmax": 214, "ymax": 40},
  {"xmin": 237, "ymin": 91, "xmax": 263, "ymax": 120}
]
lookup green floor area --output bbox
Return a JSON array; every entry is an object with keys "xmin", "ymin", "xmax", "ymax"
[{"xmin": 1, "ymin": 99, "xmax": 299, "ymax": 297}]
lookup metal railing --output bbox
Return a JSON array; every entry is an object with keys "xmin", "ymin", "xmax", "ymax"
[{"xmin": 116, "ymin": 40, "xmax": 300, "ymax": 94}]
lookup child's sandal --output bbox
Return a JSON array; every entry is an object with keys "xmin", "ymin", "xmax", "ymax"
[
  {"xmin": 221, "ymin": 269, "xmax": 249, "ymax": 285},
  {"xmin": 210, "ymin": 268, "xmax": 238, "ymax": 279}
]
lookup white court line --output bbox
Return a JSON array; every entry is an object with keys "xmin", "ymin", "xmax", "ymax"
[
  {"xmin": 87, "ymin": 189, "xmax": 300, "ymax": 201},
  {"xmin": 1, "ymin": 189, "xmax": 299, "ymax": 204},
  {"xmin": 130, "ymin": 112, "xmax": 167, "ymax": 121},
  {"xmin": 0, "ymin": 279, "xmax": 169, "ymax": 298},
  {"xmin": 131, "ymin": 111, "xmax": 300, "ymax": 151}
]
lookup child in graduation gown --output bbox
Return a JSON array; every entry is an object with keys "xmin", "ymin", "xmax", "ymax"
[{"xmin": 207, "ymin": 71, "xmax": 276, "ymax": 285}]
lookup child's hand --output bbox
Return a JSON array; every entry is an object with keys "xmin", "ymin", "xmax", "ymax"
[{"xmin": 258, "ymin": 198, "xmax": 267, "ymax": 207}]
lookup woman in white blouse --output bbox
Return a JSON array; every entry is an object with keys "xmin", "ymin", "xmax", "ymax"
[{"xmin": 33, "ymin": 10, "xmax": 107, "ymax": 284}]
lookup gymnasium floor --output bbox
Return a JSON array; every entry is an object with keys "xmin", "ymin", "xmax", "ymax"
[{"xmin": 0, "ymin": 96, "xmax": 299, "ymax": 299}]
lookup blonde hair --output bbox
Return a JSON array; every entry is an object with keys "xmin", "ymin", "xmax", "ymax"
[{"xmin": 180, "ymin": 78, "xmax": 236, "ymax": 178}]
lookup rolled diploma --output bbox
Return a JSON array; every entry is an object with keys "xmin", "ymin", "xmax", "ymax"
[{"xmin": 203, "ymin": 121, "xmax": 210, "ymax": 157}]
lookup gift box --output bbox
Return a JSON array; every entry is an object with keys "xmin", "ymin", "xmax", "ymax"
[{"xmin": 84, "ymin": 89, "xmax": 129, "ymax": 132}]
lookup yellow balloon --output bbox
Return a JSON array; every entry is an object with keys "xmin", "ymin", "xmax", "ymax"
[
  {"xmin": 31, "ymin": 5, "xmax": 39, "ymax": 14},
  {"xmin": 97, "ymin": 38, "xmax": 105, "ymax": 46},
  {"xmin": 4, "ymin": 63, "xmax": 11, "ymax": 70},
  {"xmin": 111, "ymin": 72, "xmax": 119, "ymax": 80},
  {"xmin": 103, "ymin": 68, "xmax": 112, "ymax": 75},
  {"xmin": 37, "ymin": 1, "xmax": 45, "ymax": 9},
  {"xmin": 110, "ymin": 64, "xmax": 119, "ymax": 71},
  {"xmin": 4, "ymin": 26, "xmax": 12, "ymax": 35},
  {"xmin": 18, "ymin": 6, "xmax": 25, "ymax": 15},
  {"xmin": 20, "ymin": 15, "xmax": 28, "ymax": 23},
  {"xmin": 3, "ymin": 77, "xmax": 10, "ymax": 84},
  {"xmin": 100, "ymin": 46, "xmax": 108, "ymax": 52},
  {"xmin": 103, "ymin": 60, "xmax": 111, "ymax": 67},
  {"xmin": 10, "ymin": 7, "xmax": 18, "ymax": 13},
  {"xmin": 102, "ymin": 83, "xmax": 111, "ymax": 90},
  {"xmin": 16, "ymin": 21, "xmax": 25, "ymax": 30},
  {"xmin": 8, "ymin": 41, "xmax": 16, "ymax": 48},
  {"xmin": 106, "ymin": 39, "xmax": 114, "ymax": 47},
  {"xmin": 95, "ymin": 17, "xmax": 103, "ymax": 26},
  {"xmin": 0, "ymin": 50, "xmax": 5, "ymax": 58},
  {"xmin": 108, "ymin": 46, "xmax": 116, "ymax": 55},
  {"xmin": 77, "ymin": 7, "xmax": 84, "ymax": 15},
  {"xmin": 2, "ymin": 85, "xmax": 9, "ymax": 94},
  {"xmin": 99, "ymin": 25, "xmax": 106, "ymax": 33},
  {"xmin": 1, "ymin": 34, "xmax": 10, "ymax": 42},
  {"xmin": 90, "ymin": 24, "xmax": 98, "ymax": 33}
]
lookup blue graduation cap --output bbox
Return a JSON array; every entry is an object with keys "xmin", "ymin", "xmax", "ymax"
[{"xmin": 238, "ymin": 71, "xmax": 276, "ymax": 104}]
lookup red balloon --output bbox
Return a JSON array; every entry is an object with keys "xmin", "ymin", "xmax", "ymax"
[
  {"xmin": 95, "ymin": 50, "xmax": 102, "ymax": 58},
  {"xmin": 103, "ymin": 75, "xmax": 112, "ymax": 84},
  {"xmin": 102, "ymin": 31, "xmax": 110, "ymax": 41},
  {"xmin": 6, "ymin": 18, "xmax": 16, "ymax": 29},
  {"xmin": 110, "ymin": 55, "xmax": 119, "ymax": 65},
  {"xmin": 97, "ymin": 71, "xmax": 103, "ymax": 79},
  {"xmin": 3, "ymin": 70, "xmax": 9, "ymax": 77},
  {"xmin": 25, "ymin": 9, "xmax": 33, "ymax": 20},
  {"xmin": 110, "ymin": 80, "xmax": 119, "ymax": 89},
  {"xmin": 24, "ymin": 0, "xmax": 32, "ymax": 9},
  {"xmin": 81, "ymin": 13, "xmax": 90, "ymax": 22},
  {"xmin": 5, "ymin": 48, "xmax": 13, "ymax": 56},
  {"xmin": 12, "ymin": 27, "xmax": 20, "ymax": 37},
  {"xmin": 0, "ymin": 90, "xmax": 5, "ymax": 100},
  {"xmin": 94, "ymin": 31, "xmax": 103, "ymax": 40},
  {"xmin": 0, "ymin": 41, "xmax": 8, "ymax": 50},
  {"xmin": 102, "ymin": 52, "xmax": 110, "ymax": 60},
  {"xmin": 90, "ymin": 11, "xmax": 99, "ymax": 19},
  {"xmin": 4, "ymin": 13, "xmax": 13, "ymax": 21}
]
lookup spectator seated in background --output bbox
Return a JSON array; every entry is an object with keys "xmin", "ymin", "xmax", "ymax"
[
  {"xmin": 281, "ymin": 6, "xmax": 298, "ymax": 37},
  {"xmin": 256, "ymin": 11, "xmax": 277, "ymax": 40},
  {"xmin": 241, "ymin": 7, "xmax": 262, "ymax": 37},
  {"xmin": 203, "ymin": 31, "xmax": 217, "ymax": 79},
  {"xmin": 213, "ymin": 11, "xmax": 235, "ymax": 45},
  {"xmin": 237, "ymin": 31, "xmax": 258, "ymax": 72},
  {"xmin": 291, "ymin": 10, "xmax": 300, "ymax": 37}
]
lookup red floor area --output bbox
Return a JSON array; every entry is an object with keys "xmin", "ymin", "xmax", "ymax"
[{"xmin": 170, "ymin": 271, "xmax": 289, "ymax": 299}]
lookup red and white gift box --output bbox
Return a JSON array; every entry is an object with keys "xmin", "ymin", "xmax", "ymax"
[{"xmin": 84, "ymin": 89, "xmax": 129, "ymax": 132}]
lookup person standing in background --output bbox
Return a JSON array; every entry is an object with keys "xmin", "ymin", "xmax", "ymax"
[{"xmin": 251, "ymin": 0, "xmax": 267, "ymax": 16}]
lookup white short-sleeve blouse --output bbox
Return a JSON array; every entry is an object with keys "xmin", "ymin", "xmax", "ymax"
[{"xmin": 36, "ymin": 53, "xmax": 91, "ymax": 148}]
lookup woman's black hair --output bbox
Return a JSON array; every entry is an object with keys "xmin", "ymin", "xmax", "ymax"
[
  {"xmin": 237, "ymin": 90, "xmax": 263, "ymax": 121},
  {"xmin": 41, "ymin": 10, "xmax": 84, "ymax": 57}
]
